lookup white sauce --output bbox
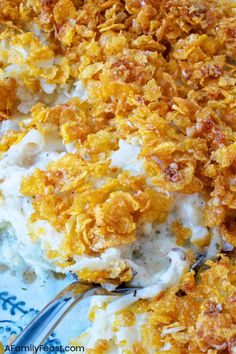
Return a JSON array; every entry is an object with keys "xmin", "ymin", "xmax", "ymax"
[
  {"xmin": 0, "ymin": 130, "xmax": 64, "ymax": 276},
  {"xmin": 77, "ymin": 295, "xmax": 148, "ymax": 353},
  {"xmin": 110, "ymin": 139, "xmax": 145, "ymax": 176},
  {"xmin": 75, "ymin": 249, "xmax": 188, "ymax": 353},
  {"xmin": 174, "ymin": 194, "xmax": 209, "ymax": 245}
]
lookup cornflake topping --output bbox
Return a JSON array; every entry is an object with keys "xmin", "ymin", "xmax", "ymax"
[{"xmin": 1, "ymin": 0, "xmax": 236, "ymax": 351}]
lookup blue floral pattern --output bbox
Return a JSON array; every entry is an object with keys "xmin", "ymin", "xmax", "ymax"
[
  {"xmin": 0, "ymin": 320, "xmax": 22, "ymax": 342},
  {"xmin": 0, "ymin": 270, "xmax": 91, "ymax": 351},
  {"xmin": 0, "ymin": 292, "xmax": 28, "ymax": 315},
  {"xmin": 0, "ymin": 291, "xmax": 63, "ymax": 353}
]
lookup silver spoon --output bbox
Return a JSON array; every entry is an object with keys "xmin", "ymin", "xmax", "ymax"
[{"xmin": 8, "ymin": 281, "xmax": 139, "ymax": 353}]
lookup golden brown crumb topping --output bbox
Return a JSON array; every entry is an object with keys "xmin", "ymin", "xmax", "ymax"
[
  {"xmin": 73, "ymin": 257, "xmax": 236, "ymax": 353},
  {"xmin": 1, "ymin": 1, "xmax": 236, "ymax": 350},
  {"xmin": 0, "ymin": 0, "xmax": 232, "ymax": 261},
  {"xmin": 140, "ymin": 256, "xmax": 236, "ymax": 353}
]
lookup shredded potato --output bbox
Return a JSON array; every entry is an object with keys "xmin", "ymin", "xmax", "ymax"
[{"xmin": 1, "ymin": 0, "xmax": 236, "ymax": 352}]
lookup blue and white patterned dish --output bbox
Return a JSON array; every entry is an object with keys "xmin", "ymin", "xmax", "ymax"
[{"xmin": 0, "ymin": 269, "xmax": 91, "ymax": 352}]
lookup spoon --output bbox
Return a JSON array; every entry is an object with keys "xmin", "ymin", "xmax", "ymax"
[{"xmin": 8, "ymin": 281, "xmax": 139, "ymax": 353}]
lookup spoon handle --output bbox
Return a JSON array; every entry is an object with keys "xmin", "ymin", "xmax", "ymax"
[{"xmin": 9, "ymin": 283, "xmax": 98, "ymax": 352}]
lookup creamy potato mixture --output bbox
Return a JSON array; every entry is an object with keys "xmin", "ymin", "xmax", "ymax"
[{"xmin": 0, "ymin": 0, "xmax": 236, "ymax": 353}]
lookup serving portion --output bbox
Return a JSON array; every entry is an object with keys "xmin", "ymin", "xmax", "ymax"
[{"xmin": 0, "ymin": 0, "xmax": 236, "ymax": 352}]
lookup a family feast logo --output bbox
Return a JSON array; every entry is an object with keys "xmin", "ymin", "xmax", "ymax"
[{"xmin": 3, "ymin": 345, "xmax": 85, "ymax": 352}]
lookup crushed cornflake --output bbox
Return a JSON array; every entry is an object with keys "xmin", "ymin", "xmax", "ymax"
[
  {"xmin": 1, "ymin": 0, "xmax": 236, "ymax": 352},
  {"xmin": 71, "ymin": 256, "xmax": 236, "ymax": 353}
]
